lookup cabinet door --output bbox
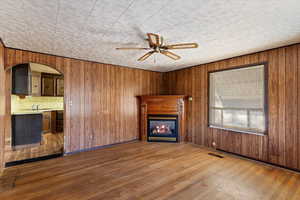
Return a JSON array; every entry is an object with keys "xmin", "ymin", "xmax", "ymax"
[
  {"xmin": 31, "ymin": 72, "xmax": 41, "ymax": 96},
  {"xmin": 42, "ymin": 75, "xmax": 55, "ymax": 96},
  {"xmin": 56, "ymin": 78, "xmax": 64, "ymax": 96},
  {"xmin": 56, "ymin": 111, "xmax": 64, "ymax": 132},
  {"xmin": 12, "ymin": 114, "xmax": 42, "ymax": 146},
  {"xmin": 42, "ymin": 111, "xmax": 51, "ymax": 133},
  {"xmin": 12, "ymin": 64, "xmax": 30, "ymax": 95}
]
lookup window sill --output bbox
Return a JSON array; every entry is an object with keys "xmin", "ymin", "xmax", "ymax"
[{"xmin": 208, "ymin": 125, "xmax": 267, "ymax": 136}]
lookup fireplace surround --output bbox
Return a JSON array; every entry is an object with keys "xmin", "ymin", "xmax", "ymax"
[{"xmin": 139, "ymin": 95, "xmax": 187, "ymax": 143}]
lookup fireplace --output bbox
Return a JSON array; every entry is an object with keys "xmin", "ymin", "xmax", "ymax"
[
  {"xmin": 148, "ymin": 115, "xmax": 178, "ymax": 142},
  {"xmin": 139, "ymin": 95, "xmax": 187, "ymax": 143}
]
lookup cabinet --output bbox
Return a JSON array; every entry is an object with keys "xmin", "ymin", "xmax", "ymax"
[
  {"xmin": 42, "ymin": 111, "xmax": 64, "ymax": 133},
  {"xmin": 56, "ymin": 77, "xmax": 64, "ymax": 96},
  {"xmin": 31, "ymin": 71, "xmax": 41, "ymax": 96},
  {"xmin": 41, "ymin": 73, "xmax": 64, "ymax": 97},
  {"xmin": 56, "ymin": 111, "xmax": 64, "ymax": 132},
  {"xmin": 12, "ymin": 114, "xmax": 42, "ymax": 146},
  {"xmin": 41, "ymin": 74, "xmax": 55, "ymax": 96},
  {"xmin": 12, "ymin": 65, "xmax": 64, "ymax": 97},
  {"xmin": 42, "ymin": 111, "xmax": 51, "ymax": 133},
  {"xmin": 12, "ymin": 64, "xmax": 31, "ymax": 95}
]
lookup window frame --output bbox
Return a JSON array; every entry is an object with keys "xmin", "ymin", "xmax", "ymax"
[{"xmin": 207, "ymin": 62, "xmax": 269, "ymax": 136}]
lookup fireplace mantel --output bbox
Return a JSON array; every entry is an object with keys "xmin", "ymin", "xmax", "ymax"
[{"xmin": 139, "ymin": 95, "xmax": 188, "ymax": 143}]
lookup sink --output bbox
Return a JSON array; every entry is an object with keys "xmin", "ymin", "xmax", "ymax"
[
  {"xmin": 16, "ymin": 108, "xmax": 56, "ymax": 112},
  {"xmin": 38, "ymin": 108, "xmax": 52, "ymax": 111}
]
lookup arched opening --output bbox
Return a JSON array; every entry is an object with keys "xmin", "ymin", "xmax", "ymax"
[{"xmin": 5, "ymin": 62, "xmax": 65, "ymax": 166}]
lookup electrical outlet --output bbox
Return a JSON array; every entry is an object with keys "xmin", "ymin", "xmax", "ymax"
[{"xmin": 212, "ymin": 141, "xmax": 217, "ymax": 148}]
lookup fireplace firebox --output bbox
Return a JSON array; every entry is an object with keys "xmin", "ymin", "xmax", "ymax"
[{"xmin": 148, "ymin": 115, "xmax": 178, "ymax": 142}]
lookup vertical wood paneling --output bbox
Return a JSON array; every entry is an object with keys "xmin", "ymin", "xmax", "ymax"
[
  {"xmin": 68, "ymin": 60, "xmax": 85, "ymax": 152},
  {"xmin": 278, "ymin": 48, "xmax": 286, "ymax": 166},
  {"xmin": 285, "ymin": 45, "xmax": 298, "ymax": 169},
  {"xmin": 268, "ymin": 49, "xmax": 279, "ymax": 163},
  {"xmin": 2, "ymin": 43, "xmax": 300, "ymax": 171},
  {"xmin": 0, "ymin": 41, "xmax": 5, "ymax": 172},
  {"xmin": 163, "ymin": 44, "xmax": 300, "ymax": 170},
  {"xmin": 258, "ymin": 51, "xmax": 269, "ymax": 161},
  {"xmin": 201, "ymin": 65, "xmax": 209, "ymax": 147},
  {"xmin": 2, "ymin": 48, "xmax": 163, "ymax": 160},
  {"xmin": 298, "ymin": 45, "xmax": 300, "ymax": 170},
  {"xmin": 63, "ymin": 58, "xmax": 71, "ymax": 152}
]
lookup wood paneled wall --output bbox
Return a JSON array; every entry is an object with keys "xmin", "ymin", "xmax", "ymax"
[
  {"xmin": 1, "ymin": 42, "xmax": 300, "ymax": 172},
  {"xmin": 0, "ymin": 41, "xmax": 5, "ymax": 172},
  {"xmin": 2, "ymin": 48, "xmax": 162, "ymax": 159},
  {"xmin": 163, "ymin": 44, "xmax": 300, "ymax": 171}
]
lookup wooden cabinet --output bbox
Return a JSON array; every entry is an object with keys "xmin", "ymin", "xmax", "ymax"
[
  {"xmin": 41, "ymin": 73, "xmax": 64, "ymax": 97},
  {"xmin": 42, "ymin": 111, "xmax": 64, "ymax": 133},
  {"xmin": 56, "ymin": 111, "xmax": 64, "ymax": 132},
  {"xmin": 41, "ymin": 74, "xmax": 55, "ymax": 96},
  {"xmin": 31, "ymin": 71, "xmax": 41, "ymax": 96},
  {"xmin": 56, "ymin": 77, "xmax": 64, "ymax": 96},
  {"xmin": 12, "ymin": 64, "xmax": 31, "ymax": 95},
  {"xmin": 11, "ymin": 114, "xmax": 43, "ymax": 146},
  {"xmin": 12, "ymin": 66, "xmax": 63, "ymax": 97},
  {"xmin": 42, "ymin": 111, "xmax": 51, "ymax": 133}
]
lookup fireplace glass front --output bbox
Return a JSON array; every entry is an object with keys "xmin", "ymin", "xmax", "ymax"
[{"xmin": 147, "ymin": 115, "xmax": 178, "ymax": 142}]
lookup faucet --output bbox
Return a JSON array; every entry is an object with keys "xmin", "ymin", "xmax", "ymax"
[{"xmin": 32, "ymin": 104, "xmax": 39, "ymax": 111}]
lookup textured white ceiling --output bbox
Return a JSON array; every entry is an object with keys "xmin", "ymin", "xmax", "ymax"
[{"xmin": 1, "ymin": 0, "xmax": 300, "ymax": 72}]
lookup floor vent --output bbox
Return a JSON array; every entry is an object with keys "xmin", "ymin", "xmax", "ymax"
[{"xmin": 208, "ymin": 153, "xmax": 224, "ymax": 158}]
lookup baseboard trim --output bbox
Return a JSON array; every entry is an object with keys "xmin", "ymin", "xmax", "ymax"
[
  {"xmin": 216, "ymin": 148, "xmax": 300, "ymax": 174},
  {"xmin": 5, "ymin": 153, "xmax": 63, "ymax": 167},
  {"xmin": 65, "ymin": 139, "xmax": 139, "ymax": 155}
]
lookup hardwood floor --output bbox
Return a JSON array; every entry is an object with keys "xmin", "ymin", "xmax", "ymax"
[
  {"xmin": 1, "ymin": 141, "xmax": 300, "ymax": 200},
  {"xmin": 4, "ymin": 132, "xmax": 64, "ymax": 163}
]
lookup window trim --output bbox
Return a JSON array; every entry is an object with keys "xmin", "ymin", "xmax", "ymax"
[{"xmin": 207, "ymin": 62, "xmax": 269, "ymax": 136}]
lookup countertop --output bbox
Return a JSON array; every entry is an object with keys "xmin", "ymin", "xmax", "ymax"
[{"xmin": 12, "ymin": 109, "xmax": 64, "ymax": 115}]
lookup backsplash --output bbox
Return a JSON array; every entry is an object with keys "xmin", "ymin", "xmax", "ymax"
[{"xmin": 11, "ymin": 95, "xmax": 64, "ymax": 112}]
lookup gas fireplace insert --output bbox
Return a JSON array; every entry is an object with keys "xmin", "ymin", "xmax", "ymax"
[{"xmin": 147, "ymin": 115, "xmax": 178, "ymax": 143}]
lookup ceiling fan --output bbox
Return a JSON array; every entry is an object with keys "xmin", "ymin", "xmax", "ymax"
[{"xmin": 116, "ymin": 33, "xmax": 198, "ymax": 61}]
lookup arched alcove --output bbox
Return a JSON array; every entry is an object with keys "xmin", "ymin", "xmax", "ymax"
[
  {"xmin": 5, "ymin": 62, "xmax": 65, "ymax": 166},
  {"xmin": 2, "ymin": 47, "xmax": 164, "ymax": 170}
]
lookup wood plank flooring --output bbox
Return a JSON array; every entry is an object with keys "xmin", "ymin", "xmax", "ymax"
[
  {"xmin": 1, "ymin": 141, "xmax": 300, "ymax": 200},
  {"xmin": 4, "ymin": 132, "xmax": 64, "ymax": 163}
]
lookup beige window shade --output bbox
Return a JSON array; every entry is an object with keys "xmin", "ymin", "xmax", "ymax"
[{"xmin": 209, "ymin": 64, "xmax": 267, "ymax": 134}]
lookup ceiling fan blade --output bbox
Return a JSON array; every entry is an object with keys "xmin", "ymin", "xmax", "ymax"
[
  {"xmin": 160, "ymin": 51, "xmax": 181, "ymax": 60},
  {"xmin": 116, "ymin": 47, "xmax": 152, "ymax": 50},
  {"xmin": 163, "ymin": 43, "xmax": 198, "ymax": 49},
  {"xmin": 147, "ymin": 33, "xmax": 160, "ymax": 47},
  {"xmin": 138, "ymin": 51, "xmax": 156, "ymax": 61}
]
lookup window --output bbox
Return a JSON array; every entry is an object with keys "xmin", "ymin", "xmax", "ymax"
[{"xmin": 209, "ymin": 64, "xmax": 267, "ymax": 134}]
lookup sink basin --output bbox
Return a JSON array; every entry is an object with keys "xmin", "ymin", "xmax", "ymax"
[
  {"xmin": 38, "ymin": 108, "xmax": 52, "ymax": 111},
  {"xmin": 16, "ymin": 108, "xmax": 57, "ymax": 112}
]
